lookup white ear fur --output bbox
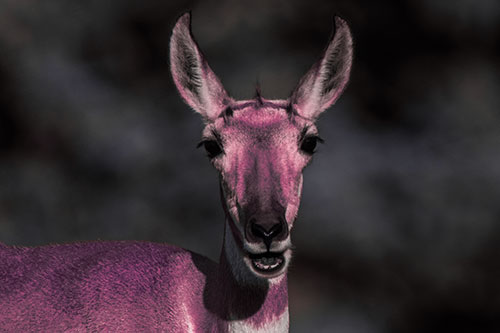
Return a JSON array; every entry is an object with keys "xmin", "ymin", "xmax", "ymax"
[
  {"xmin": 291, "ymin": 17, "xmax": 353, "ymax": 120},
  {"xmin": 170, "ymin": 13, "xmax": 230, "ymax": 121}
]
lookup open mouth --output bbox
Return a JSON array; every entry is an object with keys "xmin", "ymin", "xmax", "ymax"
[{"xmin": 248, "ymin": 252, "xmax": 285, "ymax": 274}]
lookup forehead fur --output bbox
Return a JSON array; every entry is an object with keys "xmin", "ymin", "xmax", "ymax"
[
  {"xmin": 231, "ymin": 103, "xmax": 288, "ymax": 126},
  {"xmin": 203, "ymin": 96, "xmax": 317, "ymax": 140},
  {"xmin": 203, "ymin": 98, "xmax": 317, "ymax": 137}
]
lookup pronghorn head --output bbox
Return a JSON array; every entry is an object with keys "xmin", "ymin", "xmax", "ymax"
[{"xmin": 170, "ymin": 13, "xmax": 352, "ymax": 279}]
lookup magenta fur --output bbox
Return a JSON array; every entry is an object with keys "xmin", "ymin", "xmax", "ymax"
[
  {"xmin": 0, "ymin": 241, "xmax": 287, "ymax": 331},
  {"xmin": 0, "ymin": 11, "xmax": 352, "ymax": 332}
]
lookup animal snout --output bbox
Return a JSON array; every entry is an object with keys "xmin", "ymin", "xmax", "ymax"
[{"xmin": 246, "ymin": 216, "xmax": 289, "ymax": 248}]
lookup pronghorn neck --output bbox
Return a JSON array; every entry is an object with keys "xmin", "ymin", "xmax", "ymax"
[{"xmin": 215, "ymin": 221, "xmax": 289, "ymax": 331}]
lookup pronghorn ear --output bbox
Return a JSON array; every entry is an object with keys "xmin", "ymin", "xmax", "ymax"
[
  {"xmin": 170, "ymin": 12, "xmax": 229, "ymax": 121},
  {"xmin": 291, "ymin": 17, "xmax": 353, "ymax": 120}
]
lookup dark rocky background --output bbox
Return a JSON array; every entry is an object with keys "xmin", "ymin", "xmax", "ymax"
[{"xmin": 1, "ymin": 0, "xmax": 499, "ymax": 331}]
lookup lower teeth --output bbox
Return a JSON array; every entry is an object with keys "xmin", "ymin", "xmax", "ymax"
[{"xmin": 253, "ymin": 257, "xmax": 283, "ymax": 271}]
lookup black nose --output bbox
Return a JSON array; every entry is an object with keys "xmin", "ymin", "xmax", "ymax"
[{"xmin": 247, "ymin": 218, "xmax": 288, "ymax": 249}]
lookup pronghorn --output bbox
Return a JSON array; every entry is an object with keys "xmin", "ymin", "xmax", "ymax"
[{"xmin": 0, "ymin": 12, "xmax": 352, "ymax": 332}]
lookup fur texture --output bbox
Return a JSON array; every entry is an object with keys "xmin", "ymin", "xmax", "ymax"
[
  {"xmin": 0, "ymin": 12, "xmax": 352, "ymax": 332},
  {"xmin": 0, "ymin": 241, "xmax": 286, "ymax": 331}
]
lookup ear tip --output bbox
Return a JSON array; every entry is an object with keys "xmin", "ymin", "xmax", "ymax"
[
  {"xmin": 332, "ymin": 15, "xmax": 353, "ymax": 48},
  {"xmin": 181, "ymin": 11, "xmax": 192, "ymax": 20},
  {"xmin": 174, "ymin": 11, "xmax": 192, "ymax": 31},
  {"xmin": 333, "ymin": 15, "xmax": 349, "ymax": 30}
]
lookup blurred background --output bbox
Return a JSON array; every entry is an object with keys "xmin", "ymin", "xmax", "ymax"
[{"xmin": 1, "ymin": 0, "xmax": 499, "ymax": 331}]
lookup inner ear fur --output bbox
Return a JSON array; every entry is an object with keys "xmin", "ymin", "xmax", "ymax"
[
  {"xmin": 291, "ymin": 16, "xmax": 353, "ymax": 120},
  {"xmin": 170, "ymin": 12, "xmax": 230, "ymax": 121}
]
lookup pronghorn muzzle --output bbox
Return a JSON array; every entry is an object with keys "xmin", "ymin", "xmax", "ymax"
[
  {"xmin": 240, "ymin": 201, "xmax": 290, "ymax": 275},
  {"xmin": 245, "ymin": 212, "xmax": 289, "ymax": 249}
]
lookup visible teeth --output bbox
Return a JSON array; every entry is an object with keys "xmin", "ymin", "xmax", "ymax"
[
  {"xmin": 252, "ymin": 256, "xmax": 283, "ymax": 271},
  {"xmin": 256, "ymin": 261, "xmax": 278, "ymax": 269}
]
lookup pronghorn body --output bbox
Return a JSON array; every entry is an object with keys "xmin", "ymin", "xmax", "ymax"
[
  {"xmin": 0, "ymin": 241, "xmax": 287, "ymax": 332},
  {"xmin": 0, "ymin": 12, "xmax": 352, "ymax": 332}
]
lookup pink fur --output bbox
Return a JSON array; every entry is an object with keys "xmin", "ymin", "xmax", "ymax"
[
  {"xmin": 0, "ymin": 241, "xmax": 287, "ymax": 331},
  {"xmin": 0, "ymin": 12, "xmax": 352, "ymax": 331}
]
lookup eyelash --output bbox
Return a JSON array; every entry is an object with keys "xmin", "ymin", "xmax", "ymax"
[
  {"xmin": 197, "ymin": 139, "xmax": 223, "ymax": 159},
  {"xmin": 300, "ymin": 135, "xmax": 324, "ymax": 154}
]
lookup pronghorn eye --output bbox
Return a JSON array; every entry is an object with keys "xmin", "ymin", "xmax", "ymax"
[
  {"xmin": 300, "ymin": 136, "xmax": 323, "ymax": 155},
  {"xmin": 201, "ymin": 140, "xmax": 223, "ymax": 158}
]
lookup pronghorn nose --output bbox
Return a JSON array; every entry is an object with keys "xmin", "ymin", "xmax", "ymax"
[{"xmin": 247, "ymin": 217, "xmax": 288, "ymax": 248}]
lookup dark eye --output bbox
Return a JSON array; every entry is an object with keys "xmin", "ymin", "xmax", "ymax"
[
  {"xmin": 202, "ymin": 140, "xmax": 223, "ymax": 158},
  {"xmin": 300, "ymin": 136, "xmax": 322, "ymax": 154}
]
